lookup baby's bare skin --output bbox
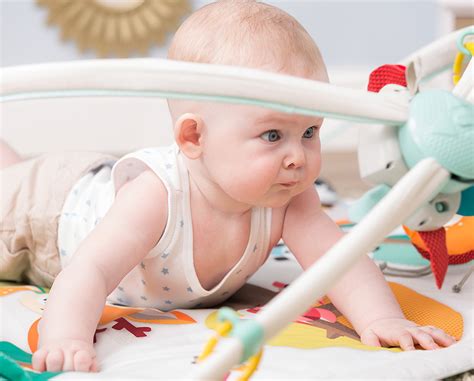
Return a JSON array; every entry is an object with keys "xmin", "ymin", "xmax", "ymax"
[
  {"xmin": 1, "ymin": 1, "xmax": 456, "ymax": 374},
  {"xmin": 32, "ymin": 103, "xmax": 455, "ymax": 372}
]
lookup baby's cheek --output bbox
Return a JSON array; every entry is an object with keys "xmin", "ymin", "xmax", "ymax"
[
  {"xmin": 308, "ymin": 154, "xmax": 322, "ymax": 180},
  {"xmin": 237, "ymin": 169, "xmax": 272, "ymax": 192},
  {"xmin": 218, "ymin": 170, "xmax": 255, "ymax": 199}
]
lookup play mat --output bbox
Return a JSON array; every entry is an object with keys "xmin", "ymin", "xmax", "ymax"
[{"xmin": 0, "ymin": 201, "xmax": 472, "ymax": 380}]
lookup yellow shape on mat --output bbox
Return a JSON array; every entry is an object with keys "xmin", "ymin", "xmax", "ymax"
[
  {"xmin": 0, "ymin": 282, "xmax": 44, "ymax": 296},
  {"xmin": 205, "ymin": 281, "xmax": 463, "ymax": 351},
  {"xmin": 269, "ymin": 322, "xmax": 399, "ymax": 351}
]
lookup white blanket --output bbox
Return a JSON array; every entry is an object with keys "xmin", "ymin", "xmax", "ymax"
[{"xmin": 1, "ymin": 257, "xmax": 472, "ymax": 380}]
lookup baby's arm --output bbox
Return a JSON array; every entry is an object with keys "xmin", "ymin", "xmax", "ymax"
[
  {"xmin": 282, "ymin": 186, "xmax": 455, "ymax": 350},
  {"xmin": 32, "ymin": 170, "xmax": 168, "ymax": 372}
]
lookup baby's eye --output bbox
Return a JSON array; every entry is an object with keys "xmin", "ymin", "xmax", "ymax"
[
  {"xmin": 303, "ymin": 126, "xmax": 316, "ymax": 139},
  {"xmin": 261, "ymin": 129, "xmax": 281, "ymax": 142}
]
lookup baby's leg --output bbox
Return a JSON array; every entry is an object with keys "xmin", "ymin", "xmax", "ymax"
[{"xmin": 0, "ymin": 139, "xmax": 22, "ymax": 170}]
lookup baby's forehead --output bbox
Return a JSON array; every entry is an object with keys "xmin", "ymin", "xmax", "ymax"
[
  {"xmin": 190, "ymin": 101, "xmax": 322, "ymax": 127},
  {"xmin": 252, "ymin": 109, "xmax": 322, "ymax": 125}
]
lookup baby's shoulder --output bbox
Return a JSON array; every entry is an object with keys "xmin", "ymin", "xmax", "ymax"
[
  {"xmin": 137, "ymin": 168, "xmax": 166, "ymax": 190},
  {"xmin": 116, "ymin": 169, "xmax": 168, "ymax": 206},
  {"xmin": 112, "ymin": 169, "xmax": 169, "ymax": 235}
]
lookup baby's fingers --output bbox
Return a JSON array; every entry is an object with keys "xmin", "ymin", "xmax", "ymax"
[
  {"xmin": 32, "ymin": 349, "xmax": 48, "ymax": 372},
  {"xmin": 398, "ymin": 332, "xmax": 416, "ymax": 351},
  {"xmin": 408, "ymin": 328, "xmax": 439, "ymax": 350},
  {"xmin": 74, "ymin": 350, "xmax": 96, "ymax": 372},
  {"xmin": 62, "ymin": 349, "xmax": 77, "ymax": 371},
  {"xmin": 90, "ymin": 358, "xmax": 99, "ymax": 372},
  {"xmin": 45, "ymin": 349, "xmax": 65, "ymax": 372},
  {"xmin": 419, "ymin": 326, "xmax": 457, "ymax": 347},
  {"xmin": 360, "ymin": 329, "xmax": 382, "ymax": 347}
]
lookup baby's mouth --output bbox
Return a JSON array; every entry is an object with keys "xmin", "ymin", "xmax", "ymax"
[{"xmin": 280, "ymin": 181, "xmax": 298, "ymax": 188}]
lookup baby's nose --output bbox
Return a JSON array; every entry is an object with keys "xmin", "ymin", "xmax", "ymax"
[{"xmin": 284, "ymin": 145, "xmax": 305, "ymax": 169}]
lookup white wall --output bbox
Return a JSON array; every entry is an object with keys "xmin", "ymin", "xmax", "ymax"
[
  {"xmin": 1, "ymin": 0, "xmax": 446, "ymax": 154},
  {"xmin": 1, "ymin": 0, "xmax": 442, "ymax": 67}
]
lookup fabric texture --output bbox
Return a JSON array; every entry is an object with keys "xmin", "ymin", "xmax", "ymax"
[
  {"xmin": 59, "ymin": 144, "xmax": 273, "ymax": 311},
  {"xmin": 0, "ymin": 259, "xmax": 472, "ymax": 380},
  {"xmin": 0, "ymin": 152, "xmax": 115, "ymax": 287},
  {"xmin": 367, "ymin": 64, "xmax": 407, "ymax": 92}
]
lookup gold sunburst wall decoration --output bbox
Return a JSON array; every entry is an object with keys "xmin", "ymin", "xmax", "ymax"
[{"xmin": 37, "ymin": 0, "xmax": 191, "ymax": 57}]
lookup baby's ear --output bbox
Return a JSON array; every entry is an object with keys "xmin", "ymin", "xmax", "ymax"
[{"xmin": 174, "ymin": 113, "xmax": 203, "ymax": 159}]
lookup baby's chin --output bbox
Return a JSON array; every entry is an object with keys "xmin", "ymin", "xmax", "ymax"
[
  {"xmin": 236, "ymin": 186, "xmax": 305, "ymax": 209},
  {"xmin": 264, "ymin": 185, "xmax": 312, "ymax": 208}
]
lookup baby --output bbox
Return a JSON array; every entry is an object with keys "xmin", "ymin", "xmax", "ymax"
[{"xmin": 0, "ymin": 0, "xmax": 455, "ymax": 373}]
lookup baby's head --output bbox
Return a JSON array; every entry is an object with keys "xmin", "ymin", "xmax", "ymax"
[
  {"xmin": 167, "ymin": 0, "xmax": 327, "ymax": 112},
  {"xmin": 168, "ymin": 0, "xmax": 327, "ymax": 79},
  {"xmin": 167, "ymin": 0, "xmax": 327, "ymax": 208},
  {"xmin": 167, "ymin": 0, "xmax": 328, "ymax": 119}
]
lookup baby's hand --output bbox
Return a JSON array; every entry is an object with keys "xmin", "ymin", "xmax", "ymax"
[
  {"xmin": 32, "ymin": 339, "xmax": 97, "ymax": 372},
  {"xmin": 360, "ymin": 318, "xmax": 456, "ymax": 351}
]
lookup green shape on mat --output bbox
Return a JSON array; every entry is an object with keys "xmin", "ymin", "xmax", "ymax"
[
  {"xmin": 0, "ymin": 342, "xmax": 31, "ymax": 364},
  {"xmin": 0, "ymin": 353, "xmax": 59, "ymax": 381},
  {"xmin": 373, "ymin": 243, "xmax": 430, "ymax": 266},
  {"xmin": 0, "ymin": 342, "xmax": 60, "ymax": 381}
]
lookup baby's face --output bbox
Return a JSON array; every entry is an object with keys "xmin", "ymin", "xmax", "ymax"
[{"xmin": 199, "ymin": 102, "xmax": 323, "ymax": 208}]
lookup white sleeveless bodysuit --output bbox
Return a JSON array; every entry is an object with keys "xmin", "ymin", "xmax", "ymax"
[{"xmin": 58, "ymin": 144, "xmax": 272, "ymax": 311}]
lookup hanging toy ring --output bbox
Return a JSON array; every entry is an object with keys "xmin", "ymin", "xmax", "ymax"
[{"xmin": 453, "ymin": 29, "xmax": 474, "ymax": 84}]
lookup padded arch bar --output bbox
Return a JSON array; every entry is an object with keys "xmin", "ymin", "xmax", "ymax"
[
  {"xmin": 1, "ymin": 58, "xmax": 408, "ymax": 125},
  {"xmin": 402, "ymin": 26, "xmax": 473, "ymax": 86},
  {"xmin": 0, "ymin": 27, "xmax": 469, "ymax": 127}
]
